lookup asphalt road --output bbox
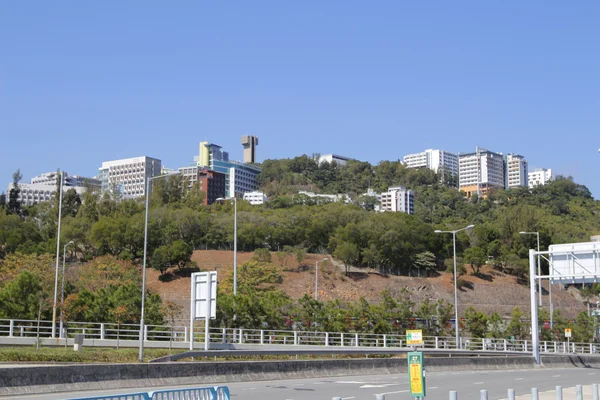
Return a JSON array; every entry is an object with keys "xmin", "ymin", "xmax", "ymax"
[{"xmin": 11, "ymin": 367, "xmax": 600, "ymax": 400}]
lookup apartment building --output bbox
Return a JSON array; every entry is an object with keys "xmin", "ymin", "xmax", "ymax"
[
  {"xmin": 243, "ymin": 191, "xmax": 267, "ymax": 205},
  {"xmin": 505, "ymin": 154, "xmax": 528, "ymax": 188},
  {"xmin": 380, "ymin": 186, "xmax": 414, "ymax": 214},
  {"xmin": 98, "ymin": 156, "xmax": 161, "ymax": 198},
  {"xmin": 528, "ymin": 168, "xmax": 553, "ymax": 187},
  {"xmin": 403, "ymin": 149, "xmax": 459, "ymax": 177},
  {"xmin": 197, "ymin": 168, "xmax": 226, "ymax": 205},
  {"xmin": 458, "ymin": 147, "xmax": 505, "ymax": 198}
]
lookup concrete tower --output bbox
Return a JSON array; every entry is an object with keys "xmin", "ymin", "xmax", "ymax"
[{"xmin": 241, "ymin": 135, "xmax": 258, "ymax": 163}]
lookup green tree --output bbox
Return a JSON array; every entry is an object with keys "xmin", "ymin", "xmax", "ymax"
[
  {"xmin": 463, "ymin": 247, "xmax": 487, "ymax": 274},
  {"xmin": 334, "ymin": 241, "xmax": 359, "ymax": 275},
  {"xmin": 151, "ymin": 245, "xmax": 171, "ymax": 275},
  {"xmin": 0, "ymin": 271, "xmax": 47, "ymax": 320},
  {"xmin": 464, "ymin": 306, "xmax": 488, "ymax": 338},
  {"xmin": 412, "ymin": 251, "xmax": 437, "ymax": 277},
  {"xmin": 253, "ymin": 248, "xmax": 272, "ymax": 263},
  {"xmin": 506, "ymin": 307, "xmax": 527, "ymax": 340},
  {"xmin": 169, "ymin": 240, "xmax": 193, "ymax": 270},
  {"xmin": 7, "ymin": 169, "xmax": 22, "ymax": 216}
]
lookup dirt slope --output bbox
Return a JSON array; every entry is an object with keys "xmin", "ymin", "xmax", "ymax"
[{"xmin": 147, "ymin": 250, "xmax": 592, "ymax": 326}]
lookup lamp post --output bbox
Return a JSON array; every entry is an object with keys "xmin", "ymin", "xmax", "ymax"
[
  {"xmin": 520, "ymin": 232, "xmax": 542, "ymax": 307},
  {"xmin": 315, "ymin": 258, "xmax": 328, "ymax": 301},
  {"xmin": 435, "ymin": 224, "xmax": 474, "ymax": 349},
  {"xmin": 216, "ymin": 197, "xmax": 237, "ymax": 296},
  {"xmin": 52, "ymin": 171, "xmax": 65, "ymax": 339},
  {"xmin": 139, "ymin": 172, "xmax": 180, "ymax": 363},
  {"xmin": 59, "ymin": 240, "xmax": 74, "ymax": 339}
]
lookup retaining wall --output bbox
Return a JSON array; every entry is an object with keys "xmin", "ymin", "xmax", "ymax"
[{"xmin": 0, "ymin": 355, "xmax": 593, "ymax": 397}]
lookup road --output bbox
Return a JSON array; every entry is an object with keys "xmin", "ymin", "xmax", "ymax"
[{"xmin": 11, "ymin": 367, "xmax": 600, "ymax": 400}]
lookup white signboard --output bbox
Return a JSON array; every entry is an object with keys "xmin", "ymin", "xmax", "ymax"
[
  {"xmin": 191, "ymin": 271, "xmax": 217, "ymax": 320},
  {"xmin": 548, "ymin": 242, "xmax": 600, "ymax": 284}
]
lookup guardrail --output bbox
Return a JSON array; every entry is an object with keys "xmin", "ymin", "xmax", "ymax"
[
  {"xmin": 0, "ymin": 318, "xmax": 597, "ymax": 356},
  {"xmin": 67, "ymin": 385, "xmax": 230, "ymax": 400}
]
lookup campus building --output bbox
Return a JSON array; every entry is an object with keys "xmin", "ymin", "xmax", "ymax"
[
  {"xmin": 505, "ymin": 154, "xmax": 528, "ymax": 188},
  {"xmin": 458, "ymin": 147, "xmax": 505, "ymax": 198},
  {"xmin": 243, "ymin": 191, "xmax": 267, "ymax": 205},
  {"xmin": 7, "ymin": 171, "xmax": 98, "ymax": 206},
  {"xmin": 98, "ymin": 156, "xmax": 162, "ymax": 198},
  {"xmin": 528, "ymin": 168, "xmax": 553, "ymax": 187},
  {"xmin": 379, "ymin": 186, "xmax": 414, "ymax": 214},
  {"xmin": 403, "ymin": 149, "xmax": 459, "ymax": 177},
  {"xmin": 316, "ymin": 154, "xmax": 352, "ymax": 166}
]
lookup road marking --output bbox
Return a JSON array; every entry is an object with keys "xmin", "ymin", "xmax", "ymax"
[
  {"xmin": 515, "ymin": 378, "xmax": 524, "ymax": 381},
  {"xmin": 474, "ymin": 382, "xmax": 484, "ymax": 385},
  {"xmin": 552, "ymin": 375, "xmax": 561, "ymax": 378},
  {"xmin": 430, "ymin": 386, "xmax": 438, "ymax": 389},
  {"xmin": 314, "ymin": 382, "xmax": 327, "ymax": 385},
  {"xmin": 291, "ymin": 384, "xmax": 304, "ymax": 387},
  {"xmin": 589, "ymin": 373, "xmax": 596, "ymax": 375},
  {"xmin": 376, "ymin": 390, "xmax": 409, "ymax": 396},
  {"xmin": 360, "ymin": 384, "xmax": 400, "ymax": 389},
  {"xmin": 341, "ymin": 397, "xmax": 355, "ymax": 399},
  {"xmin": 335, "ymin": 381, "xmax": 366, "ymax": 384}
]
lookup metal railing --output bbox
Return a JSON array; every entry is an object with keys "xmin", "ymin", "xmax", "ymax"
[
  {"xmin": 67, "ymin": 385, "xmax": 230, "ymax": 400},
  {"xmin": 0, "ymin": 318, "xmax": 597, "ymax": 356}
]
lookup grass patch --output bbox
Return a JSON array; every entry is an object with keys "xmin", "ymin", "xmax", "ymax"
[{"xmin": 0, "ymin": 347, "xmax": 188, "ymax": 363}]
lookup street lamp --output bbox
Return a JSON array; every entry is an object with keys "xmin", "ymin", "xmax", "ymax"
[
  {"xmin": 520, "ymin": 232, "xmax": 542, "ymax": 307},
  {"xmin": 52, "ymin": 171, "xmax": 65, "ymax": 339},
  {"xmin": 315, "ymin": 258, "xmax": 328, "ymax": 301},
  {"xmin": 216, "ymin": 197, "xmax": 237, "ymax": 296},
  {"xmin": 59, "ymin": 240, "xmax": 74, "ymax": 339},
  {"xmin": 139, "ymin": 172, "xmax": 181, "ymax": 363},
  {"xmin": 435, "ymin": 224, "xmax": 474, "ymax": 349}
]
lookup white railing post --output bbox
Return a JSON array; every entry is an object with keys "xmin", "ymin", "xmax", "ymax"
[
  {"xmin": 544, "ymin": 342, "xmax": 548, "ymax": 353},
  {"xmin": 591, "ymin": 343, "xmax": 594, "ymax": 354},
  {"xmin": 503, "ymin": 339, "xmax": 507, "ymax": 351},
  {"xmin": 341, "ymin": 333, "xmax": 344, "ymax": 347},
  {"xmin": 239, "ymin": 329, "xmax": 243, "ymax": 344},
  {"xmin": 325, "ymin": 332, "xmax": 330, "ymax": 346},
  {"xmin": 184, "ymin": 326, "xmax": 188, "ymax": 342},
  {"xmin": 435, "ymin": 336, "xmax": 439, "ymax": 349},
  {"xmin": 222, "ymin": 328, "xmax": 226, "ymax": 343},
  {"xmin": 572, "ymin": 343, "xmax": 576, "ymax": 353},
  {"xmin": 260, "ymin": 330, "xmax": 264, "ymax": 345},
  {"xmin": 355, "ymin": 333, "xmax": 359, "ymax": 347},
  {"xmin": 20, "ymin": 326, "xmax": 24, "ymax": 337},
  {"xmin": 524, "ymin": 340, "xmax": 528, "ymax": 351},
  {"xmin": 100, "ymin": 323, "xmax": 105, "ymax": 340},
  {"xmin": 294, "ymin": 331, "xmax": 298, "ymax": 345},
  {"xmin": 144, "ymin": 325, "xmax": 148, "ymax": 341},
  {"xmin": 482, "ymin": 338, "xmax": 486, "ymax": 351},
  {"xmin": 554, "ymin": 342, "xmax": 557, "ymax": 353},
  {"xmin": 9, "ymin": 320, "xmax": 14, "ymax": 337},
  {"xmin": 383, "ymin": 334, "xmax": 387, "ymax": 348}
]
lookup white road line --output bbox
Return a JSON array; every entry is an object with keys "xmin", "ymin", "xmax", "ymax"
[
  {"xmin": 313, "ymin": 382, "xmax": 327, "ymax": 385},
  {"xmin": 341, "ymin": 397, "xmax": 355, "ymax": 399},
  {"xmin": 291, "ymin": 384, "xmax": 304, "ymax": 387},
  {"xmin": 376, "ymin": 390, "xmax": 409, "ymax": 396},
  {"xmin": 515, "ymin": 378, "xmax": 524, "ymax": 381},
  {"xmin": 474, "ymin": 382, "xmax": 484, "ymax": 385},
  {"xmin": 589, "ymin": 373, "xmax": 596, "ymax": 375},
  {"xmin": 430, "ymin": 387, "xmax": 438, "ymax": 389},
  {"xmin": 552, "ymin": 375, "xmax": 561, "ymax": 378},
  {"xmin": 360, "ymin": 384, "xmax": 400, "ymax": 389}
]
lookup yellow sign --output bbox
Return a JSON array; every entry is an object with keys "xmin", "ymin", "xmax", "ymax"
[
  {"xmin": 408, "ymin": 351, "xmax": 426, "ymax": 397},
  {"xmin": 565, "ymin": 328, "xmax": 572, "ymax": 338},
  {"xmin": 406, "ymin": 329, "xmax": 423, "ymax": 345}
]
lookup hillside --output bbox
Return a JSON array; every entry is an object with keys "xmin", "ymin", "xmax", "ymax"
[{"xmin": 148, "ymin": 250, "xmax": 593, "ymax": 326}]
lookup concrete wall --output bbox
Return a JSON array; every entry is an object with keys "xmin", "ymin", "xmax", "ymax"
[{"xmin": 0, "ymin": 355, "xmax": 594, "ymax": 397}]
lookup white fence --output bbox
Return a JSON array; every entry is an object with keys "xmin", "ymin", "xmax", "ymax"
[{"xmin": 0, "ymin": 318, "xmax": 597, "ymax": 355}]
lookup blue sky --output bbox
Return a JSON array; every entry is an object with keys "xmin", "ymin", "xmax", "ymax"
[{"xmin": 1, "ymin": 2, "xmax": 599, "ymax": 198}]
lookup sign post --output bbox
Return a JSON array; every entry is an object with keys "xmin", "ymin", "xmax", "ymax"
[
  {"xmin": 565, "ymin": 328, "xmax": 571, "ymax": 353},
  {"xmin": 408, "ymin": 351, "xmax": 426, "ymax": 398},
  {"xmin": 406, "ymin": 329, "xmax": 424, "ymax": 346},
  {"xmin": 190, "ymin": 272, "xmax": 217, "ymax": 351}
]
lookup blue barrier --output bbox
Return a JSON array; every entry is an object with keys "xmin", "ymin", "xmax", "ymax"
[{"xmin": 68, "ymin": 386, "xmax": 230, "ymax": 400}]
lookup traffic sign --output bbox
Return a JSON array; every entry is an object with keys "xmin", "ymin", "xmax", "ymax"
[
  {"xmin": 406, "ymin": 329, "xmax": 423, "ymax": 345},
  {"xmin": 408, "ymin": 351, "xmax": 426, "ymax": 397},
  {"xmin": 565, "ymin": 328, "xmax": 572, "ymax": 338}
]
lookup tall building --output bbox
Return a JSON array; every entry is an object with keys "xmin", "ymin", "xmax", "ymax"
[
  {"xmin": 241, "ymin": 135, "xmax": 259, "ymax": 164},
  {"xmin": 98, "ymin": 156, "xmax": 161, "ymax": 198},
  {"xmin": 316, "ymin": 154, "xmax": 352, "ymax": 166},
  {"xmin": 403, "ymin": 149, "xmax": 459, "ymax": 177},
  {"xmin": 194, "ymin": 141, "xmax": 261, "ymax": 198},
  {"xmin": 7, "ymin": 171, "xmax": 98, "ymax": 206},
  {"xmin": 528, "ymin": 168, "xmax": 553, "ymax": 187},
  {"xmin": 504, "ymin": 154, "xmax": 528, "ymax": 188},
  {"xmin": 458, "ymin": 147, "xmax": 505, "ymax": 198},
  {"xmin": 380, "ymin": 186, "xmax": 414, "ymax": 214}
]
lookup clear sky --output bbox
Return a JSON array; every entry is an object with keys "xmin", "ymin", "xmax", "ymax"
[{"xmin": 1, "ymin": 2, "xmax": 599, "ymax": 198}]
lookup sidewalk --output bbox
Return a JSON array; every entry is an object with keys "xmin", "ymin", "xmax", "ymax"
[{"xmin": 502, "ymin": 384, "xmax": 598, "ymax": 399}]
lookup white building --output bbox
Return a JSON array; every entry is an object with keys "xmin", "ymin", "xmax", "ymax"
[
  {"xmin": 297, "ymin": 191, "xmax": 351, "ymax": 204},
  {"xmin": 316, "ymin": 154, "xmax": 352, "ymax": 167},
  {"xmin": 243, "ymin": 191, "xmax": 267, "ymax": 205},
  {"xmin": 528, "ymin": 168, "xmax": 553, "ymax": 187},
  {"xmin": 98, "ymin": 156, "xmax": 162, "ymax": 198},
  {"xmin": 379, "ymin": 186, "xmax": 414, "ymax": 214},
  {"xmin": 458, "ymin": 147, "xmax": 505, "ymax": 198},
  {"xmin": 505, "ymin": 154, "xmax": 528, "ymax": 188},
  {"xmin": 403, "ymin": 149, "xmax": 459, "ymax": 177},
  {"xmin": 7, "ymin": 171, "xmax": 96, "ymax": 206}
]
